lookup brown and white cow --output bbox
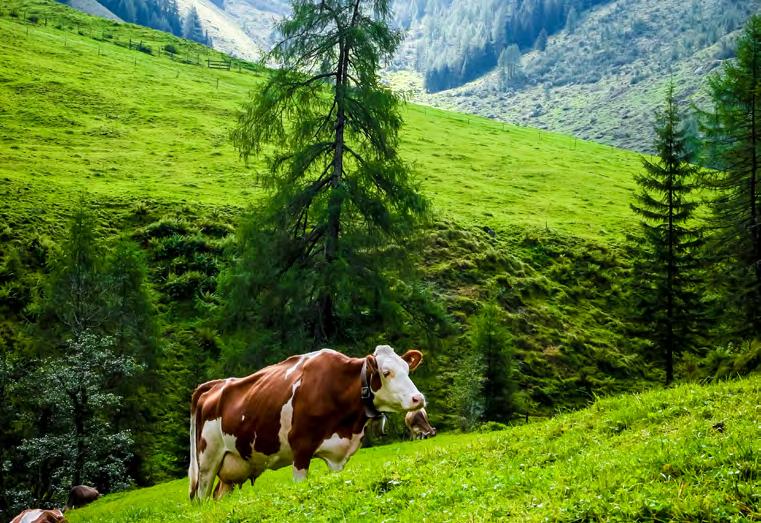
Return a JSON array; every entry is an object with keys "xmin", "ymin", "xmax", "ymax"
[
  {"xmin": 188, "ymin": 345, "xmax": 425, "ymax": 500},
  {"xmin": 405, "ymin": 407, "xmax": 437, "ymax": 440},
  {"xmin": 10, "ymin": 508, "xmax": 66, "ymax": 523}
]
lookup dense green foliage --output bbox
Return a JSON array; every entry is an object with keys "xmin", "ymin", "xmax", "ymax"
[
  {"xmin": 20, "ymin": 333, "xmax": 139, "ymax": 500},
  {"xmin": 702, "ymin": 14, "xmax": 761, "ymax": 338},
  {"xmin": 66, "ymin": 376, "xmax": 761, "ymax": 522},
  {"xmin": 630, "ymin": 84, "xmax": 705, "ymax": 385}
]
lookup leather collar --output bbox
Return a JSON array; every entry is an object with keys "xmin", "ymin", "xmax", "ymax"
[{"xmin": 360, "ymin": 359, "xmax": 383, "ymax": 419}]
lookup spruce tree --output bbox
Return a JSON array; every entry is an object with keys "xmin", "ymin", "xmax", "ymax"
[
  {"xmin": 182, "ymin": 7, "xmax": 206, "ymax": 45},
  {"xmin": 469, "ymin": 303, "xmax": 515, "ymax": 422},
  {"xmin": 701, "ymin": 15, "xmax": 761, "ymax": 337},
  {"xmin": 227, "ymin": 0, "xmax": 429, "ymax": 348},
  {"xmin": 534, "ymin": 28, "xmax": 548, "ymax": 52},
  {"xmin": 565, "ymin": 6, "xmax": 578, "ymax": 34},
  {"xmin": 630, "ymin": 83, "xmax": 704, "ymax": 385}
]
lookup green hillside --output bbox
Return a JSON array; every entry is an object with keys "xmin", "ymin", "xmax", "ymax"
[
  {"xmin": 0, "ymin": 0, "xmax": 658, "ymax": 424},
  {"xmin": 0, "ymin": 0, "xmax": 644, "ymax": 241},
  {"xmin": 0, "ymin": 1, "xmax": 690, "ymax": 512},
  {"xmin": 66, "ymin": 376, "xmax": 760, "ymax": 522}
]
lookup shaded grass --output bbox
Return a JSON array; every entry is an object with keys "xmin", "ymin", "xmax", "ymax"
[{"xmin": 67, "ymin": 376, "xmax": 761, "ymax": 522}]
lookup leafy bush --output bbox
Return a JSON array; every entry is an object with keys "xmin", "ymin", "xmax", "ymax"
[{"xmin": 134, "ymin": 41, "xmax": 152, "ymax": 55}]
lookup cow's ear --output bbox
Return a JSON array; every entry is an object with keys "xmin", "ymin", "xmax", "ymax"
[
  {"xmin": 401, "ymin": 350, "xmax": 423, "ymax": 371},
  {"xmin": 366, "ymin": 355, "xmax": 378, "ymax": 374}
]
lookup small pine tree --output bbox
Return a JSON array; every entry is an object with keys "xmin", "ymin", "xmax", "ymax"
[
  {"xmin": 565, "ymin": 6, "xmax": 578, "ymax": 34},
  {"xmin": 630, "ymin": 82, "xmax": 705, "ymax": 385},
  {"xmin": 448, "ymin": 346, "xmax": 485, "ymax": 431},
  {"xmin": 534, "ymin": 28, "xmax": 548, "ymax": 52},
  {"xmin": 39, "ymin": 205, "xmax": 108, "ymax": 343},
  {"xmin": 470, "ymin": 303, "xmax": 515, "ymax": 422}
]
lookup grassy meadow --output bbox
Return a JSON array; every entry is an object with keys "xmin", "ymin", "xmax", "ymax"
[
  {"xmin": 66, "ymin": 376, "xmax": 760, "ymax": 522},
  {"xmin": 0, "ymin": 0, "xmax": 644, "ymax": 240}
]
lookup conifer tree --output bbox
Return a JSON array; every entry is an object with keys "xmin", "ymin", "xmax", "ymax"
[
  {"xmin": 227, "ymin": 0, "xmax": 429, "ymax": 348},
  {"xmin": 565, "ymin": 6, "xmax": 579, "ymax": 34},
  {"xmin": 631, "ymin": 83, "xmax": 704, "ymax": 385},
  {"xmin": 469, "ymin": 303, "xmax": 515, "ymax": 422},
  {"xmin": 701, "ymin": 15, "xmax": 761, "ymax": 337},
  {"xmin": 534, "ymin": 28, "xmax": 548, "ymax": 52},
  {"xmin": 182, "ymin": 7, "xmax": 207, "ymax": 45}
]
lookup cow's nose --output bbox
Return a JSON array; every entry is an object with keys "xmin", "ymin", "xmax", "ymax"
[{"xmin": 411, "ymin": 394, "xmax": 424, "ymax": 407}]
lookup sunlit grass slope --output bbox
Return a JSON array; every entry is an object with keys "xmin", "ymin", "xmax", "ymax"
[
  {"xmin": 0, "ymin": 0, "xmax": 644, "ymax": 241},
  {"xmin": 67, "ymin": 376, "xmax": 760, "ymax": 522}
]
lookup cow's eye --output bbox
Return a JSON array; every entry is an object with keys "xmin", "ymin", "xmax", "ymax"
[{"xmin": 383, "ymin": 370, "xmax": 391, "ymax": 378}]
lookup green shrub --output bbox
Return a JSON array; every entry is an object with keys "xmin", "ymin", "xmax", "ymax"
[
  {"xmin": 478, "ymin": 421, "xmax": 509, "ymax": 432},
  {"xmin": 162, "ymin": 270, "xmax": 211, "ymax": 300},
  {"xmin": 134, "ymin": 42, "xmax": 152, "ymax": 55}
]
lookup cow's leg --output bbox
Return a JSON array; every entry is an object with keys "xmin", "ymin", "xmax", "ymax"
[
  {"xmin": 196, "ymin": 447, "xmax": 225, "ymax": 499},
  {"xmin": 292, "ymin": 448, "xmax": 314, "ymax": 482},
  {"xmin": 213, "ymin": 479, "xmax": 234, "ymax": 500}
]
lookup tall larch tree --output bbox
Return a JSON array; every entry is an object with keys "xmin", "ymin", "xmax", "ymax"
[
  {"xmin": 701, "ymin": 15, "xmax": 761, "ymax": 338},
  {"xmin": 631, "ymin": 82, "xmax": 704, "ymax": 385},
  {"xmin": 227, "ymin": 0, "xmax": 429, "ymax": 351}
]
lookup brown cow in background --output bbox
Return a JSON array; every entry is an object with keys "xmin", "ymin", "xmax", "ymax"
[
  {"xmin": 405, "ymin": 407, "xmax": 437, "ymax": 439},
  {"xmin": 65, "ymin": 485, "xmax": 100, "ymax": 509}
]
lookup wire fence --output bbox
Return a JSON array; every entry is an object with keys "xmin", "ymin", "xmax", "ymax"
[{"xmin": 0, "ymin": 6, "xmax": 263, "ymax": 76}]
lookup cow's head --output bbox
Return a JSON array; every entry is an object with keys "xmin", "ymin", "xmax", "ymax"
[{"xmin": 367, "ymin": 345, "xmax": 425, "ymax": 412}]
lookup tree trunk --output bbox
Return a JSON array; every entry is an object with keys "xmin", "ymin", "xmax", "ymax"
[
  {"xmin": 317, "ymin": 0, "xmax": 362, "ymax": 341},
  {"xmin": 72, "ymin": 390, "xmax": 87, "ymax": 487},
  {"xmin": 750, "ymin": 57, "xmax": 761, "ymax": 333},
  {"xmin": 666, "ymin": 136, "xmax": 675, "ymax": 387}
]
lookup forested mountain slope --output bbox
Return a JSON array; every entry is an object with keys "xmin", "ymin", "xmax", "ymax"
[{"xmin": 397, "ymin": 0, "xmax": 761, "ymax": 152}]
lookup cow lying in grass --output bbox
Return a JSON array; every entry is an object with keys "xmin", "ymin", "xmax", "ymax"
[{"xmin": 189, "ymin": 345, "xmax": 426, "ymax": 500}]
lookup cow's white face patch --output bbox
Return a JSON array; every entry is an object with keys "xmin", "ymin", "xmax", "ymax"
[{"xmin": 371, "ymin": 345, "xmax": 425, "ymax": 412}]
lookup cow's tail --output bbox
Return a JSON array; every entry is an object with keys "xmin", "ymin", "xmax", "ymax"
[
  {"xmin": 188, "ymin": 380, "xmax": 221, "ymax": 500},
  {"xmin": 188, "ymin": 391, "xmax": 200, "ymax": 500}
]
